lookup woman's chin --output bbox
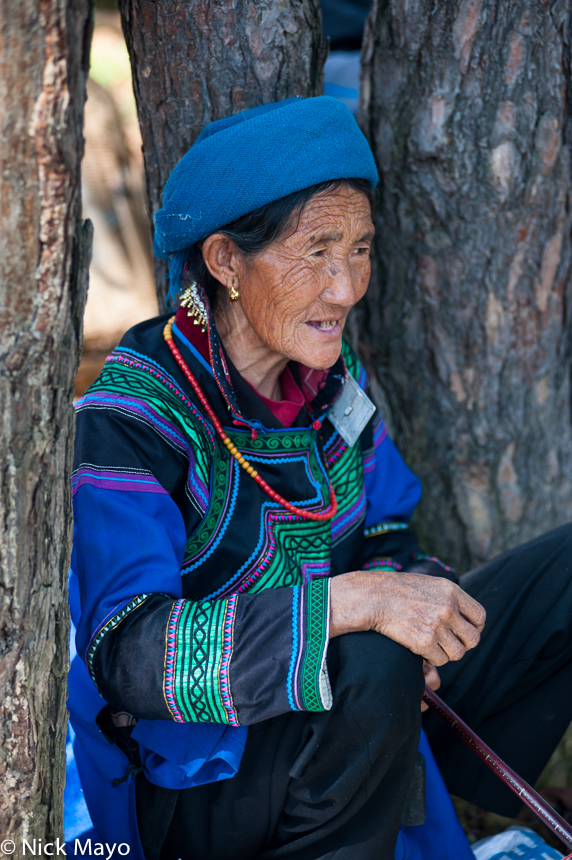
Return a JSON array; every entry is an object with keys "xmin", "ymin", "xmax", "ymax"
[{"xmin": 294, "ymin": 329, "xmax": 343, "ymax": 369}]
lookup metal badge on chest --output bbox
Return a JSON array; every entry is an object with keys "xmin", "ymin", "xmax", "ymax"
[{"xmin": 328, "ymin": 374, "xmax": 376, "ymax": 448}]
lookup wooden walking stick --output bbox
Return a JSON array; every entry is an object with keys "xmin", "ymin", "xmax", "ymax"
[{"xmin": 423, "ymin": 686, "xmax": 572, "ymax": 856}]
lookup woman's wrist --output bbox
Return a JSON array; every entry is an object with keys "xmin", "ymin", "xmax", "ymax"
[{"xmin": 329, "ymin": 570, "xmax": 387, "ymax": 638}]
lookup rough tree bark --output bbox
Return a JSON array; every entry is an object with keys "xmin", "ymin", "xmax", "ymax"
[
  {"xmin": 118, "ymin": 0, "xmax": 327, "ymax": 308},
  {"xmin": 360, "ymin": 0, "xmax": 572, "ymax": 572},
  {"xmin": 0, "ymin": 0, "xmax": 92, "ymax": 844}
]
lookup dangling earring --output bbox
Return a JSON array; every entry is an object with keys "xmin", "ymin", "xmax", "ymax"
[
  {"xmin": 179, "ymin": 282, "xmax": 207, "ymax": 332},
  {"xmin": 229, "ymin": 283, "xmax": 240, "ymax": 302}
]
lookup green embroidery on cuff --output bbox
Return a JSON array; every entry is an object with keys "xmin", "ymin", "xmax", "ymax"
[
  {"xmin": 364, "ymin": 522, "xmax": 409, "ymax": 538},
  {"xmin": 170, "ymin": 596, "xmax": 238, "ymax": 725},
  {"xmin": 299, "ymin": 578, "xmax": 332, "ymax": 712}
]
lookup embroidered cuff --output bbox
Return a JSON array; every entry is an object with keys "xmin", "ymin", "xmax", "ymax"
[
  {"xmin": 164, "ymin": 594, "xmax": 239, "ymax": 726},
  {"xmin": 363, "ymin": 557, "xmax": 402, "ymax": 572},
  {"xmin": 364, "ymin": 521, "xmax": 409, "ymax": 539},
  {"xmin": 411, "ymin": 553, "xmax": 455, "ymax": 574},
  {"xmin": 288, "ymin": 578, "xmax": 332, "ymax": 713},
  {"xmin": 406, "ymin": 553, "xmax": 458, "ymax": 583},
  {"xmin": 86, "ymin": 594, "xmax": 152, "ymax": 686}
]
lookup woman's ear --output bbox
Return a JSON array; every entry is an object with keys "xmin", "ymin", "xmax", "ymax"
[{"xmin": 201, "ymin": 234, "xmax": 243, "ymax": 292}]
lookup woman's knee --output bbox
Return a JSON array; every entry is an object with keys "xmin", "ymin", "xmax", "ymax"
[{"xmin": 329, "ymin": 630, "xmax": 424, "ymax": 735}]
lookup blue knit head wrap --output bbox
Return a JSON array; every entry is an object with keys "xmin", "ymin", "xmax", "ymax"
[{"xmin": 153, "ymin": 96, "xmax": 379, "ymax": 304}]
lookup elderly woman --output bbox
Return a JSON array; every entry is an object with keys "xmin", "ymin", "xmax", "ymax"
[{"xmin": 69, "ymin": 97, "xmax": 572, "ymax": 860}]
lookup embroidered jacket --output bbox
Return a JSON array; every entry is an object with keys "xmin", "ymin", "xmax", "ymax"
[{"xmin": 68, "ymin": 306, "xmax": 455, "ymax": 846}]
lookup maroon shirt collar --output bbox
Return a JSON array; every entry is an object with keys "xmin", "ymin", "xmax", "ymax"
[{"xmin": 175, "ymin": 306, "xmax": 328, "ymax": 427}]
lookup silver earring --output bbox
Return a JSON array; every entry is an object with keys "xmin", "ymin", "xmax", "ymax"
[{"xmin": 180, "ymin": 282, "xmax": 207, "ymax": 332}]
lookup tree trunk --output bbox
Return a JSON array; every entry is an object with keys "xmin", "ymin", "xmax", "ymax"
[
  {"xmin": 0, "ymin": 0, "xmax": 92, "ymax": 844},
  {"xmin": 118, "ymin": 0, "xmax": 327, "ymax": 309},
  {"xmin": 360, "ymin": 0, "xmax": 572, "ymax": 572}
]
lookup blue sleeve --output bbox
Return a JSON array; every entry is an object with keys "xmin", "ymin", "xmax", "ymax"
[
  {"xmin": 360, "ymin": 418, "xmax": 457, "ymax": 581},
  {"xmin": 72, "ymin": 484, "xmax": 188, "ymax": 667},
  {"xmin": 363, "ymin": 418, "xmax": 422, "ymax": 528}
]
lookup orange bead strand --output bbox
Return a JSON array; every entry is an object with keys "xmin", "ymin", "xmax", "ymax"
[{"xmin": 163, "ymin": 317, "xmax": 338, "ymax": 522}]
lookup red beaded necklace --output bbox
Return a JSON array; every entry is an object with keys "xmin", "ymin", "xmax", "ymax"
[{"xmin": 164, "ymin": 317, "xmax": 338, "ymax": 522}]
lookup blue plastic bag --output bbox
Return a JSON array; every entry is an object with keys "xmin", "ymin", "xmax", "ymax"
[{"xmin": 472, "ymin": 826, "xmax": 565, "ymax": 860}]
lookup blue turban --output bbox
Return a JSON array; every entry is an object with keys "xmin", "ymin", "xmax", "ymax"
[{"xmin": 152, "ymin": 96, "xmax": 379, "ymax": 302}]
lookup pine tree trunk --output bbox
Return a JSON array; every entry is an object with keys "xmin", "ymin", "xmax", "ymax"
[
  {"xmin": 118, "ymin": 0, "xmax": 327, "ymax": 309},
  {"xmin": 0, "ymin": 0, "xmax": 92, "ymax": 844},
  {"xmin": 360, "ymin": 0, "xmax": 572, "ymax": 572}
]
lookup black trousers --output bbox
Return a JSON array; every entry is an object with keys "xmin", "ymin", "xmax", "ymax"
[
  {"xmin": 139, "ymin": 524, "xmax": 572, "ymax": 860},
  {"xmin": 426, "ymin": 523, "xmax": 572, "ymax": 816}
]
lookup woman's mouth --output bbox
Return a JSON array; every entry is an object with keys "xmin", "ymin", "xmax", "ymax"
[{"xmin": 307, "ymin": 320, "xmax": 341, "ymax": 334}]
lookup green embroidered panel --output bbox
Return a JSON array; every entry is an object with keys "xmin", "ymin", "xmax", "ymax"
[
  {"xmin": 340, "ymin": 338, "xmax": 361, "ymax": 379},
  {"xmin": 183, "ymin": 445, "xmax": 234, "ymax": 564},
  {"xmin": 299, "ymin": 578, "xmax": 331, "ymax": 711},
  {"xmin": 169, "ymin": 597, "xmax": 232, "ymax": 724},
  {"xmin": 181, "ymin": 340, "xmax": 369, "ymax": 596},
  {"xmin": 329, "ymin": 442, "xmax": 364, "ymax": 518},
  {"xmin": 249, "ymin": 517, "xmax": 332, "ymax": 593},
  {"xmin": 90, "ymin": 359, "xmax": 214, "ymax": 491},
  {"xmin": 183, "ymin": 425, "xmax": 335, "ymax": 591}
]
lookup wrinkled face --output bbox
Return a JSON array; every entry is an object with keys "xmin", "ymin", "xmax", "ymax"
[{"xmin": 235, "ymin": 185, "xmax": 374, "ymax": 369}]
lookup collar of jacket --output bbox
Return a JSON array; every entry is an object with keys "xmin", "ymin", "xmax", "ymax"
[{"xmin": 174, "ymin": 285, "xmax": 348, "ymax": 435}]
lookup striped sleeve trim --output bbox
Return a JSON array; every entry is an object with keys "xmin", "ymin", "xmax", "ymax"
[
  {"xmin": 72, "ymin": 466, "xmax": 170, "ymax": 498},
  {"xmin": 412, "ymin": 553, "xmax": 455, "ymax": 574},
  {"xmin": 288, "ymin": 578, "xmax": 332, "ymax": 713},
  {"xmin": 163, "ymin": 595, "xmax": 239, "ymax": 726},
  {"xmin": 364, "ymin": 521, "xmax": 409, "ymax": 538},
  {"xmin": 363, "ymin": 557, "xmax": 402, "ymax": 571}
]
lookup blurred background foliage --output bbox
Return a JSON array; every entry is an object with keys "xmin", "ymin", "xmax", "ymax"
[{"xmin": 77, "ymin": 1, "xmax": 157, "ymax": 396}]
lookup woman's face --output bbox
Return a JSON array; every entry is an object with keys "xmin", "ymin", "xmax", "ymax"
[{"xmin": 217, "ymin": 185, "xmax": 374, "ymax": 370}]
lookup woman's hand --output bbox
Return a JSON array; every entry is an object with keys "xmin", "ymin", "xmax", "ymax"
[{"xmin": 329, "ymin": 570, "xmax": 486, "ymax": 666}]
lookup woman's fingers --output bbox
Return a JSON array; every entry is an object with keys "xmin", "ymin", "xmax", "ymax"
[
  {"xmin": 359, "ymin": 570, "xmax": 485, "ymax": 663},
  {"xmin": 458, "ymin": 589, "xmax": 487, "ymax": 632},
  {"xmin": 436, "ymin": 626, "xmax": 470, "ymax": 662},
  {"xmin": 445, "ymin": 613, "xmax": 482, "ymax": 653},
  {"xmin": 423, "ymin": 661, "xmax": 441, "ymax": 691},
  {"xmin": 421, "ymin": 661, "xmax": 441, "ymax": 711}
]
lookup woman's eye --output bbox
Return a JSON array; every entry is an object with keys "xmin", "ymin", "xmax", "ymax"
[
  {"xmin": 312, "ymin": 248, "xmax": 326, "ymax": 257},
  {"xmin": 354, "ymin": 246, "xmax": 370, "ymax": 256}
]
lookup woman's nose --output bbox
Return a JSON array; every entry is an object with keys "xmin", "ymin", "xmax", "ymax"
[{"xmin": 322, "ymin": 260, "xmax": 360, "ymax": 306}]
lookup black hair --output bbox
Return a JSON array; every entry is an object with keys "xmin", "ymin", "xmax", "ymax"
[{"xmin": 182, "ymin": 177, "xmax": 373, "ymax": 307}]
